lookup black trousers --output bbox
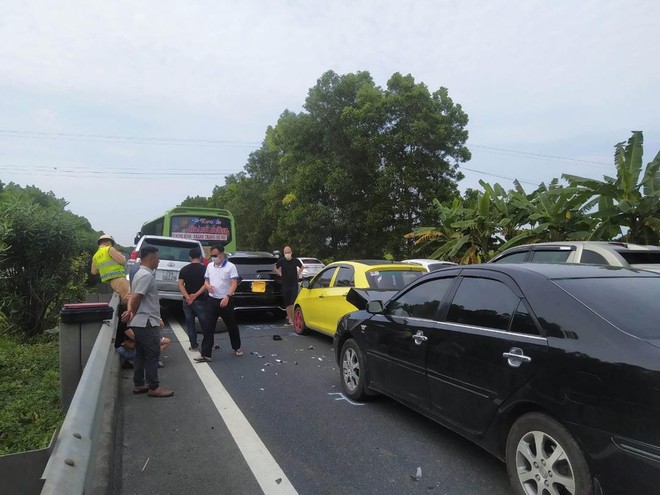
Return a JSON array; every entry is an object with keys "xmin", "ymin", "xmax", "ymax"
[{"xmin": 202, "ymin": 297, "xmax": 241, "ymax": 357}]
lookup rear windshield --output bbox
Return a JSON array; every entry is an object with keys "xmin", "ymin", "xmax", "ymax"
[
  {"xmin": 616, "ymin": 250, "xmax": 660, "ymax": 265},
  {"xmin": 141, "ymin": 239, "xmax": 199, "ymax": 262},
  {"xmin": 229, "ymin": 257, "xmax": 276, "ymax": 277},
  {"xmin": 554, "ymin": 277, "xmax": 660, "ymax": 338},
  {"xmin": 301, "ymin": 258, "xmax": 322, "ymax": 264},
  {"xmin": 365, "ymin": 269, "xmax": 424, "ymax": 289}
]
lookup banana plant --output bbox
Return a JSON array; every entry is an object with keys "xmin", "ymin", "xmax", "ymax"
[{"xmin": 563, "ymin": 131, "xmax": 660, "ymax": 244}]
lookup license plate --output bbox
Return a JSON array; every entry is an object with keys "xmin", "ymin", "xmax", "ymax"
[
  {"xmin": 251, "ymin": 281, "xmax": 266, "ymax": 293},
  {"xmin": 161, "ymin": 270, "xmax": 178, "ymax": 281}
]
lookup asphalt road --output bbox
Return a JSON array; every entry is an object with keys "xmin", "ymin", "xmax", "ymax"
[{"xmin": 116, "ymin": 308, "xmax": 512, "ymax": 495}]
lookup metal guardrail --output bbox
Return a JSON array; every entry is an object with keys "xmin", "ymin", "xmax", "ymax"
[{"xmin": 40, "ymin": 294, "xmax": 120, "ymax": 495}]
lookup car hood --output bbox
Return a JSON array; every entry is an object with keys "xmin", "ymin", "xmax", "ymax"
[{"xmin": 346, "ymin": 288, "xmax": 400, "ymax": 310}]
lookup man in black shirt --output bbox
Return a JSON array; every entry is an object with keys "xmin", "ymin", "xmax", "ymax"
[
  {"xmin": 275, "ymin": 245, "xmax": 304, "ymax": 326},
  {"xmin": 177, "ymin": 247, "xmax": 208, "ymax": 351}
]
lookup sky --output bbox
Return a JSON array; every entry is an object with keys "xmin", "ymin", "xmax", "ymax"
[{"xmin": 1, "ymin": 1, "xmax": 658, "ymax": 247}]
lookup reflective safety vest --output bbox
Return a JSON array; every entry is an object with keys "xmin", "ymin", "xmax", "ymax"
[{"xmin": 93, "ymin": 246, "xmax": 126, "ymax": 282}]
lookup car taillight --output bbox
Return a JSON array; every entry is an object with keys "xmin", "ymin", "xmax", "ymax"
[{"xmin": 130, "ymin": 250, "xmax": 139, "ymax": 260}]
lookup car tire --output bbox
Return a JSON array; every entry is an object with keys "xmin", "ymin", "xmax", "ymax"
[
  {"xmin": 293, "ymin": 306, "xmax": 308, "ymax": 335},
  {"xmin": 506, "ymin": 412, "xmax": 593, "ymax": 495},
  {"xmin": 340, "ymin": 339, "xmax": 370, "ymax": 401}
]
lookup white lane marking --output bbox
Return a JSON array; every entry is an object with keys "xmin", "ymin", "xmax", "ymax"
[{"xmin": 169, "ymin": 319, "xmax": 298, "ymax": 494}]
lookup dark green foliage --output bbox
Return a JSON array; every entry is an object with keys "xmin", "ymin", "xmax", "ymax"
[
  {"xmin": 0, "ymin": 184, "xmax": 94, "ymax": 339},
  {"xmin": 182, "ymin": 70, "xmax": 470, "ymax": 259},
  {"xmin": 0, "ymin": 332, "xmax": 64, "ymax": 455}
]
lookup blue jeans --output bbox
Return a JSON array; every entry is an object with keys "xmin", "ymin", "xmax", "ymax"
[
  {"xmin": 133, "ymin": 324, "xmax": 161, "ymax": 390},
  {"xmin": 183, "ymin": 298, "xmax": 207, "ymax": 349}
]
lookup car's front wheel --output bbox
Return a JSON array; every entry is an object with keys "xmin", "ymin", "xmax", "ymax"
[
  {"xmin": 293, "ymin": 306, "xmax": 308, "ymax": 335},
  {"xmin": 506, "ymin": 412, "xmax": 593, "ymax": 495},
  {"xmin": 340, "ymin": 339, "xmax": 370, "ymax": 401}
]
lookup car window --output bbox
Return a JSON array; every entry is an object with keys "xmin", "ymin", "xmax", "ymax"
[
  {"xmin": 530, "ymin": 250, "xmax": 571, "ymax": 263},
  {"xmin": 229, "ymin": 256, "xmax": 276, "ymax": 277},
  {"xmin": 387, "ymin": 278, "xmax": 455, "ymax": 319},
  {"xmin": 365, "ymin": 269, "xmax": 424, "ymax": 289},
  {"xmin": 334, "ymin": 266, "xmax": 354, "ymax": 287},
  {"xmin": 554, "ymin": 277, "xmax": 660, "ymax": 339},
  {"xmin": 311, "ymin": 267, "xmax": 336, "ymax": 289},
  {"xmin": 446, "ymin": 277, "xmax": 519, "ymax": 330},
  {"xmin": 492, "ymin": 251, "xmax": 528, "ymax": 263},
  {"xmin": 579, "ymin": 249, "xmax": 608, "ymax": 265},
  {"xmin": 301, "ymin": 258, "xmax": 323, "ymax": 265},
  {"xmin": 142, "ymin": 239, "xmax": 199, "ymax": 262},
  {"xmin": 616, "ymin": 251, "xmax": 660, "ymax": 265},
  {"xmin": 510, "ymin": 300, "xmax": 540, "ymax": 336}
]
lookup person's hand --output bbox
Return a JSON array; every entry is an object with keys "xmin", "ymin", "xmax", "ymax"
[
  {"xmin": 121, "ymin": 310, "xmax": 133, "ymax": 322},
  {"xmin": 186, "ymin": 294, "xmax": 194, "ymax": 305},
  {"xmin": 160, "ymin": 318, "xmax": 165, "ymax": 329},
  {"xmin": 220, "ymin": 295, "xmax": 229, "ymax": 308},
  {"xmin": 208, "ymin": 285, "xmax": 214, "ymax": 295}
]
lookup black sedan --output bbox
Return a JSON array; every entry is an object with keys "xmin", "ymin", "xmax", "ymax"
[
  {"xmin": 227, "ymin": 251, "xmax": 285, "ymax": 317},
  {"xmin": 333, "ymin": 263, "xmax": 660, "ymax": 495}
]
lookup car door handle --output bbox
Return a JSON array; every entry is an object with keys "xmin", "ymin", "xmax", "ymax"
[
  {"xmin": 412, "ymin": 330, "xmax": 428, "ymax": 345},
  {"xmin": 503, "ymin": 347, "xmax": 532, "ymax": 368}
]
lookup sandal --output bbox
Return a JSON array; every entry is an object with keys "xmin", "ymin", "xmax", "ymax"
[
  {"xmin": 194, "ymin": 356, "xmax": 213, "ymax": 363},
  {"xmin": 234, "ymin": 349, "xmax": 244, "ymax": 357}
]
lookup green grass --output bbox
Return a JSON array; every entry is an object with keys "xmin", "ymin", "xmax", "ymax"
[{"xmin": 0, "ymin": 332, "xmax": 64, "ymax": 455}]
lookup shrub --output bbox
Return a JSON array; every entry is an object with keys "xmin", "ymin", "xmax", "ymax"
[
  {"xmin": 0, "ymin": 332, "xmax": 64, "ymax": 455},
  {"xmin": 0, "ymin": 197, "xmax": 90, "ymax": 340}
]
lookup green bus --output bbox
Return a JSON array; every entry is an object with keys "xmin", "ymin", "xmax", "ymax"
[{"xmin": 135, "ymin": 207, "xmax": 237, "ymax": 254}]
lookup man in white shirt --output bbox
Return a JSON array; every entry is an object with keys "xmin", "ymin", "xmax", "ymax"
[{"xmin": 195, "ymin": 244, "xmax": 243, "ymax": 362}]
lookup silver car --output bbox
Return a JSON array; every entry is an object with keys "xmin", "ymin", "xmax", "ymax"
[
  {"xmin": 298, "ymin": 257, "xmax": 325, "ymax": 279},
  {"xmin": 490, "ymin": 241, "xmax": 660, "ymax": 273},
  {"xmin": 128, "ymin": 235, "xmax": 206, "ymax": 300},
  {"xmin": 402, "ymin": 258, "xmax": 457, "ymax": 272}
]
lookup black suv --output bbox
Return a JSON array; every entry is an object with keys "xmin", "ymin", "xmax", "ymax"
[{"xmin": 228, "ymin": 251, "xmax": 284, "ymax": 317}]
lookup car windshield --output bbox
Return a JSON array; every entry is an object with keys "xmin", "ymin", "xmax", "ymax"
[
  {"xmin": 142, "ymin": 239, "xmax": 199, "ymax": 262},
  {"xmin": 553, "ymin": 276, "xmax": 660, "ymax": 339},
  {"xmin": 365, "ymin": 269, "xmax": 424, "ymax": 289},
  {"xmin": 230, "ymin": 256, "xmax": 276, "ymax": 278},
  {"xmin": 301, "ymin": 258, "xmax": 322, "ymax": 265}
]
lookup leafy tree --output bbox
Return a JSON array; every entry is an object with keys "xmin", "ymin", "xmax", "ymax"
[
  {"xmin": 0, "ymin": 185, "xmax": 94, "ymax": 339},
  {"xmin": 203, "ymin": 70, "xmax": 471, "ymax": 259},
  {"xmin": 563, "ymin": 131, "xmax": 660, "ymax": 244}
]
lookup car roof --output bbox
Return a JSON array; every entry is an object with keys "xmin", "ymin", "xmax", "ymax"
[
  {"xmin": 138, "ymin": 235, "xmax": 202, "ymax": 245},
  {"xmin": 503, "ymin": 241, "xmax": 660, "ymax": 252},
  {"xmin": 326, "ymin": 260, "xmax": 426, "ymax": 270},
  {"xmin": 459, "ymin": 262, "xmax": 660, "ymax": 279},
  {"xmin": 229, "ymin": 251, "xmax": 277, "ymax": 258},
  {"xmin": 403, "ymin": 259, "xmax": 456, "ymax": 265}
]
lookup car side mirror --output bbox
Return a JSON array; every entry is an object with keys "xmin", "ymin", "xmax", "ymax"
[
  {"xmin": 366, "ymin": 300, "xmax": 384, "ymax": 314},
  {"xmin": 301, "ymin": 279, "xmax": 310, "ymax": 289}
]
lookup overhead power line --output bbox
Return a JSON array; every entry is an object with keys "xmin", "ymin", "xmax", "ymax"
[
  {"xmin": 470, "ymin": 144, "xmax": 612, "ymax": 169},
  {"xmin": 0, "ymin": 129, "xmax": 261, "ymax": 148},
  {"xmin": 1, "ymin": 128, "xmax": 614, "ymax": 169}
]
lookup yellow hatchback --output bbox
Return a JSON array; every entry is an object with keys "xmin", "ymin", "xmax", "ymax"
[{"xmin": 292, "ymin": 260, "xmax": 426, "ymax": 336}]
